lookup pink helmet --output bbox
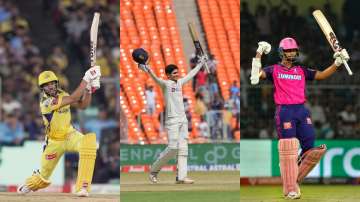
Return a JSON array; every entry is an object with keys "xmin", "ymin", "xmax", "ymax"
[{"xmin": 279, "ymin": 37, "xmax": 298, "ymax": 50}]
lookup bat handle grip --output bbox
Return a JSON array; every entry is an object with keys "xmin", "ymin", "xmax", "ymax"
[
  {"xmin": 204, "ymin": 62, "xmax": 210, "ymax": 74},
  {"xmin": 343, "ymin": 60, "xmax": 353, "ymax": 75}
]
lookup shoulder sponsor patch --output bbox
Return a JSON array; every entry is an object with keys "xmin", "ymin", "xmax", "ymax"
[
  {"xmin": 42, "ymin": 98, "xmax": 52, "ymax": 107},
  {"xmin": 283, "ymin": 122, "xmax": 292, "ymax": 129},
  {"xmin": 306, "ymin": 117, "xmax": 312, "ymax": 124},
  {"xmin": 46, "ymin": 153, "xmax": 57, "ymax": 160}
]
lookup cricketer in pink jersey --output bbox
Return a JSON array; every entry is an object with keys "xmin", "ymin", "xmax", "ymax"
[{"xmin": 250, "ymin": 37, "xmax": 350, "ymax": 200}]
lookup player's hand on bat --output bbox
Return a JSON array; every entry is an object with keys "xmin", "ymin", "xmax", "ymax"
[
  {"xmin": 83, "ymin": 65, "xmax": 101, "ymax": 83},
  {"xmin": 257, "ymin": 41, "xmax": 271, "ymax": 55},
  {"xmin": 334, "ymin": 49, "xmax": 350, "ymax": 67},
  {"xmin": 85, "ymin": 77, "xmax": 101, "ymax": 93},
  {"xmin": 138, "ymin": 64, "xmax": 150, "ymax": 73},
  {"xmin": 91, "ymin": 78, "xmax": 101, "ymax": 92},
  {"xmin": 197, "ymin": 55, "xmax": 207, "ymax": 65}
]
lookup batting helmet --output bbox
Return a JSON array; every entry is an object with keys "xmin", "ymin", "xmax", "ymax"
[
  {"xmin": 279, "ymin": 37, "xmax": 299, "ymax": 50},
  {"xmin": 132, "ymin": 48, "xmax": 149, "ymax": 65},
  {"xmin": 38, "ymin": 71, "xmax": 58, "ymax": 87},
  {"xmin": 278, "ymin": 37, "xmax": 299, "ymax": 60}
]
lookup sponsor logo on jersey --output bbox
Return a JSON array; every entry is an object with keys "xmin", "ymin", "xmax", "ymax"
[
  {"xmin": 170, "ymin": 85, "xmax": 180, "ymax": 92},
  {"xmin": 306, "ymin": 117, "xmax": 312, "ymax": 124},
  {"xmin": 43, "ymin": 98, "xmax": 52, "ymax": 107},
  {"xmin": 277, "ymin": 73, "xmax": 302, "ymax": 80},
  {"xmin": 46, "ymin": 153, "xmax": 57, "ymax": 160},
  {"xmin": 283, "ymin": 122, "xmax": 292, "ymax": 129},
  {"xmin": 57, "ymin": 107, "xmax": 69, "ymax": 113}
]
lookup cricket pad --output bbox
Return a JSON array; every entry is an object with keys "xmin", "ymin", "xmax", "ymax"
[
  {"xmin": 278, "ymin": 138, "xmax": 299, "ymax": 195},
  {"xmin": 297, "ymin": 144, "xmax": 327, "ymax": 183},
  {"xmin": 75, "ymin": 133, "xmax": 97, "ymax": 192},
  {"xmin": 25, "ymin": 171, "xmax": 51, "ymax": 191}
]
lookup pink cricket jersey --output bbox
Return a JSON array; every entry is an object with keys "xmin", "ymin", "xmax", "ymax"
[{"xmin": 263, "ymin": 64, "xmax": 316, "ymax": 104}]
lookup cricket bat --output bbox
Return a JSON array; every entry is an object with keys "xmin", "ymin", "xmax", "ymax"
[
  {"xmin": 188, "ymin": 22, "xmax": 210, "ymax": 73},
  {"xmin": 312, "ymin": 10, "xmax": 352, "ymax": 75},
  {"xmin": 90, "ymin": 12, "xmax": 100, "ymax": 67}
]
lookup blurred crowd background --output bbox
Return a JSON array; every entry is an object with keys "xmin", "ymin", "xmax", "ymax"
[
  {"xmin": 241, "ymin": 0, "xmax": 360, "ymax": 139},
  {"xmin": 0, "ymin": 0, "xmax": 119, "ymax": 184},
  {"xmin": 186, "ymin": 53, "xmax": 240, "ymax": 141}
]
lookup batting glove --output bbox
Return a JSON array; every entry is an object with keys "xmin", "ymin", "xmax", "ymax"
[
  {"xmin": 256, "ymin": 41, "xmax": 271, "ymax": 55},
  {"xmin": 83, "ymin": 65, "xmax": 101, "ymax": 83},
  {"xmin": 197, "ymin": 55, "xmax": 208, "ymax": 65},
  {"xmin": 138, "ymin": 64, "xmax": 150, "ymax": 73},
  {"xmin": 85, "ymin": 78, "xmax": 100, "ymax": 93},
  {"xmin": 334, "ymin": 49, "xmax": 350, "ymax": 67},
  {"xmin": 91, "ymin": 77, "xmax": 101, "ymax": 92}
]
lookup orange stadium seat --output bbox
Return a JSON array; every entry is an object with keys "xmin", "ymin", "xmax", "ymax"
[{"xmin": 197, "ymin": 0, "xmax": 240, "ymax": 89}]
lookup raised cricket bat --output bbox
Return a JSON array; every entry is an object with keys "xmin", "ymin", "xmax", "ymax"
[
  {"xmin": 90, "ymin": 12, "xmax": 100, "ymax": 67},
  {"xmin": 312, "ymin": 10, "xmax": 352, "ymax": 75},
  {"xmin": 188, "ymin": 22, "xmax": 210, "ymax": 73}
]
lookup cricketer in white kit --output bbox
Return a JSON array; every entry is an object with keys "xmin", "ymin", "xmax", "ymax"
[{"xmin": 138, "ymin": 55, "xmax": 207, "ymax": 184}]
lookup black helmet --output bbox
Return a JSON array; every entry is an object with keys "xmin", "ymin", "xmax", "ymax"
[{"xmin": 132, "ymin": 48, "xmax": 149, "ymax": 65}]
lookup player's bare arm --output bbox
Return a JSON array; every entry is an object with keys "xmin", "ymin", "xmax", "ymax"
[
  {"xmin": 60, "ymin": 80, "xmax": 88, "ymax": 107},
  {"xmin": 59, "ymin": 65, "xmax": 101, "ymax": 108},
  {"xmin": 314, "ymin": 49, "xmax": 350, "ymax": 80},
  {"xmin": 71, "ymin": 90, "xmax": 92, "ymax": 109}
]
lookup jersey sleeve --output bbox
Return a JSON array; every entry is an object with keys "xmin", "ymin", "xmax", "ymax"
[
  {"xmin": 263, "ymin": 66, "xmax": 274, "ymax": 81},
  {"xmin": 40, "ymin": 96, "xmax": 63, "ymax": 114},
  {"xmin": 301, "ymin": 66, "xmax": 317, "ymax": 80},
  {"xmin": 179, "ymin": 62, "xmax": 203, "ymax": 85},
  {"xmin": 148, "ymin": 69, "xmax": 167, "ymax": 87}
]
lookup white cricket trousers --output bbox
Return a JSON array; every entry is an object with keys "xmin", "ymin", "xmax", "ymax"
[{"xmin": 150, "ymin": 121, "xmax": 189, "ymax": 180}]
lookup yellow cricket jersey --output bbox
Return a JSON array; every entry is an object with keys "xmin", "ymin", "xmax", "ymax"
[{"xmin": 40, "ymin": 89, "xmax": 75, "ymax": 140}]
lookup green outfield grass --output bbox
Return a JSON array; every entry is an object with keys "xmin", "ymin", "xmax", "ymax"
[
  {"xmin": 240, "ymin": 185, "xmax": 360, "ymax": 202},
  {"xmin": 120, "ymin": 171, "xmax": 240, "ymax": 202},
  {"xmin": 121, "ymin": 191, "xmax": 239, "ymax": 202}
]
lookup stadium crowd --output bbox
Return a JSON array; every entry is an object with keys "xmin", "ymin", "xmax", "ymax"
[
  {"xmin": 241, "ymin": 0, "xmax": 360, "ymax": 139},
  {"xmin": 0, "ymin": 0, "xmax": 120, "ymax": 184}
]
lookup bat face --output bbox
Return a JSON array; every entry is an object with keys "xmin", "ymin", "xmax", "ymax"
[
  {"xmin": 90, "ymin": 12, "xmax": 100, "ymax": 67},
  {"xmin": 329, "ymin": 32, "xmax": 342, "ymax": 51},
  {"xmin": 188, "ymin": 22, "xmax": 210, "ymax": 73},
  {"xmin": 313, "ymin": 9, "xmax": 353, "ymax": 75},
  {"xmin": 313, "ymin": 10, "xmax": 343, "ymax": 52},
  {"xmin": 90, "ymin": 41, "xmax": 96, "ymax": 65}
]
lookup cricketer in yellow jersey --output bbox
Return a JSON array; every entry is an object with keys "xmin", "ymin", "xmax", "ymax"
[{"xmin": 17, "ymin": 66, "xmax": 101, "ymax": 197}]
